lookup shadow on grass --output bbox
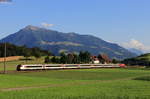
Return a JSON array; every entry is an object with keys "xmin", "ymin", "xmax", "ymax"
[
  {"xmin": 134, "ymin": 76, "xmax": 150, "ymax": 81},
  {"xmin": 19, "ymin": 58, "xmax": 33, "ymax": 61}
]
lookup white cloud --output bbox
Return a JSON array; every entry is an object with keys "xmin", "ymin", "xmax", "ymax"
[
  {"xmin": 0, "ymin": 0, "xmax": 12, "ymax": 4},
  {"xmin": 41, "ymin": 22, "xmax": 54, "ymax": 28},
  {"xmin": 122, "ymin": 39, "xmax": 150, "ymax": 53}
]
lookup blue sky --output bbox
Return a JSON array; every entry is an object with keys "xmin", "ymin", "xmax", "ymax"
[{"xmin": 0, "ymin": 0, "xmax": 150, "ymax": 52}]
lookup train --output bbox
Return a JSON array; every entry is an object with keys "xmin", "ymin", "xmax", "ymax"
[{"xmin": 16, "ymin": 64, "xmax": 126, "ymax": 71}]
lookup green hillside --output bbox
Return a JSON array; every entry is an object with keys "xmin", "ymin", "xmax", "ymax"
[
  {"xmin": 123, "ymin": 53, "xmax": 150, "ymax": 66},
  {"xmin": 137, "ymin": 53, "xmax": 150, "ymax": 61}
]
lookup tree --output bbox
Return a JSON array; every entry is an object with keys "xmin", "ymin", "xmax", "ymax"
[
  {"xmin": 84, "ymin": 51, "xmax": 91, "ymax": 63},
  {"xmin": 79, "ymin": 51, "xmax": 91, "ymax": 63},
  {"xmin": 98, "ymin": 54, "xmax": 111, "ymax": 64},
  {"xmin": 72, "ymin": 53, "xmax": 80, "ymax": 64},
  {"xmin": 66, "ymin": 53, "xmax": 74, "ymax": 64},
  {"xmin": 98, "ymin": 54, "xmax": 105, "ymax": 64},
  {"xmin": 22, "ymin": 48, "xmax": 31, "ymax": 63},
  {"xmin": 33, "ymin": 50, "xmax": 42, "ymax": 61},
  {"xmin": 112, "ymin": 59, "xmax": 119, "ymax": 64},
  {"xmin": 60, "ymin": 52, "xmax": 67, "ymax": 64},
  {"xmin": 45, "ymin": 56, "xmax": 50, "ymax": 63},
  {"xmin": 51, "ymin": 56, "xmax": 56, "ymax": 63}
]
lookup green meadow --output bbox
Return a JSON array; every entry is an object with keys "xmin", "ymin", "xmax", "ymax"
[{"xmin": 0, "ymin": 59, "xmax": 150, "ymax": 99}]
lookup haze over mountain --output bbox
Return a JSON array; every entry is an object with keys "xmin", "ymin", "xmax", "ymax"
[
  {"xmin": 128, "ymin": 48, "xmax": 144, "ymax": 56},
  {"xmin": 121, "ymin": 39, "xmax": 150, "ymax": 55},
  {"xmin": 0, "ymin": 25, "xmax": 137, "ymax": 59}
]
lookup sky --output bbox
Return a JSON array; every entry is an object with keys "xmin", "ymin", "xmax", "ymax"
[{"xmin": 0, "ymin": 0, "xmax": 150, "ymax": 52}]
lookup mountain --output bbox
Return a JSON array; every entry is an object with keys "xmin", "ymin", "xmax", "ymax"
[
  {"xmin": 0, "ymin": 25, "xmax": 137, "ymax": 59},
  {"xmin": 128, "ymin": 48, "xmax": 144, "ymax": 56}
]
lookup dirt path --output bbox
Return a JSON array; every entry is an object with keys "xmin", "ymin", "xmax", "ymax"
[
  {"xmin": 1, "ymin": 81, "xmax": 95, "ymax": 92},
  {"xmin": 0, "ymin": 56, "xmax": 22, "ymax": 62},
  {"xmin": 1, "ymin": 75, "xmax": 143, "ymax": 92}
]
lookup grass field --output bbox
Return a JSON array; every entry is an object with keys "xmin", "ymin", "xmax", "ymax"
[
  {"xmin": 0, "ymin": 58, "xmax": 150, "ymax": 99},
  {"xmin": 0, "ymin": 57, "xmax": 45, "ymax": 71}
]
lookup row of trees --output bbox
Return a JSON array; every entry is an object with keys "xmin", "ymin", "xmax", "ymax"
[
  {"xmin": 0, "ymin": 43, "xmax": 121, "ymax": 64},
  {"xmin": 44, "ymin": 51, "xmax": 119, "ymax": 64},
  {"xmin": 123, "ymin": 58, "xmax": 150, "ymax": 67},
  {"xmin": 97, "ymin": 54, "xmax": 111, "ymax": 64},
  {"xmin": 0, "ymin": 43, "xmax": 51, "ymax": 60},
  {"xmin": 45, "ymin": 51, "xmax": 91, "ymax": 64}
]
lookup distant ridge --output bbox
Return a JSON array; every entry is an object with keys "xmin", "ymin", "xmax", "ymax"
[
  {"xmin": 0, "ymin": 25, "xmax": 137, "ymax": 59},
  {"xmin": 128, "ymin": 48, "xmax": 144, "ymax": 56},
  {"xmin": 123, "ymin": 53, "xmax": 150, "ymax": 66}
]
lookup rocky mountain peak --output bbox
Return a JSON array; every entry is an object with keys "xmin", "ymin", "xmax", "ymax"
[{"xmin": 23, "ymin": 25, "xmax": 41, "ymax": 31}]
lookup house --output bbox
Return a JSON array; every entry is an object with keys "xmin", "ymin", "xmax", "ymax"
[{"xmin": 91, "ymin": 56, "xmax": 100, "ymax": 64}]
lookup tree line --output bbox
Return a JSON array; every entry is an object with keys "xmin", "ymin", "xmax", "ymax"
[
  {"xmin": 45, "ymin": 51, "xmax": 91, "ymax": 64},
  {"xmin": 45, "ymin": 51, "xmax": 117, "ymax": 64},
  {"xmin": 123, "ymin": 58, "xmax": 150, "ymax": 67},
  {"xmin": 122, "ymin": 53, "xmax": 150, "ymax": 67},
  {"xmin": 0, "ymin": 43, "xmax": 51, "ymax": 59},
  {"xmin": 0, "ymin": 43, "xmax": 120, "ymax": 64}
]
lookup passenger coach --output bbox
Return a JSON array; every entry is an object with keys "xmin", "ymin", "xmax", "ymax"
[{"xmin": 16, "ymin": 64, "xmax": 126, "ymax": 71}]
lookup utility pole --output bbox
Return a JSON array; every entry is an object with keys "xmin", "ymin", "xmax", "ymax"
[{"xmin": 4, "ymin": 43, "xmax": 6, "ymax": 74}]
